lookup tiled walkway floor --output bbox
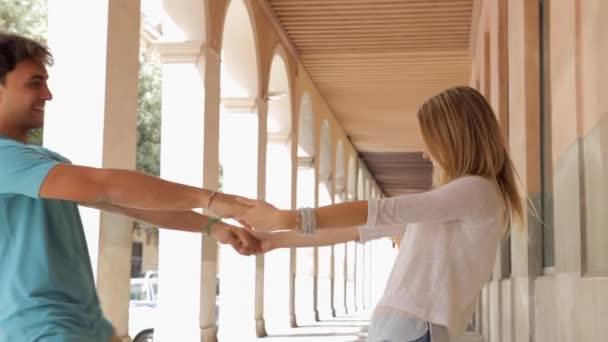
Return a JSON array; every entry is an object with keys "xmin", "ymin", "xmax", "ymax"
[
  {"xmin": 253, "ymin": 312, "xmax": 485, "ymax": 342},
  {"xmin": 256, "ymin": 313, "xmax": 370, "ymax": 342}
]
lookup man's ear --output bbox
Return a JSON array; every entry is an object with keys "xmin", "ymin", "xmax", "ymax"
[
  {"xmin": 0, "ymin": 78, "xmax": 10, "ymax": 104},
  {"xmin": 0, "ymin": 81, "xmax": 7, "ymax": 101}
]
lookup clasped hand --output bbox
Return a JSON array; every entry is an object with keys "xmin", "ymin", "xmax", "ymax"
[{"xmin": 213, "ymin": 195, "xmax": 292, "ymax": 256}]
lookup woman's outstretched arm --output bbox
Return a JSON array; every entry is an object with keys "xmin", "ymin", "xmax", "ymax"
[
  {"xmin": 237, "ymin": 176, "xmax": 497, "ymax": 232},
  {"xmin": 236, "ymin": 198, "xmax": 368, "ymax": 231},
  {"xmin": 253, "ymin": 227, "xmax": 361, "ymax": 253}
]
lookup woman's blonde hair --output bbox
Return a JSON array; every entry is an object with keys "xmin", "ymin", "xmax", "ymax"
[{"xmin": 417, "ymin": 86, "xmax": 523, "ymax": 226}]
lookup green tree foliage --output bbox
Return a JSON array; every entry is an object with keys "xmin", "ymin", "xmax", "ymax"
[
  {"xmin": 133, "ymin": 49, "xmax": 162, "ymax": 241},
  {"xmin": 0, "ymin": 0, "xmax": 47, "ymax": 41},
  {"xmin": 136, "ymin": 50, "xmax": 162, "ymax": 176}
]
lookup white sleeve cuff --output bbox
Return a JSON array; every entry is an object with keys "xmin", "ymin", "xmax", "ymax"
[
  {"xmin": 357, "ymin": 225, "xmax": 373, "ymax": 243},
  {"xmin": 357, "ymin": 224, "xmax": 397, "ymax": 243}
]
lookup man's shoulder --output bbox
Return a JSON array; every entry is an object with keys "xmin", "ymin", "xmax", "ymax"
[
  {"xmin": 0, "ymin": 138, "xmax": 32, "ymax": 160},
  {"xmin": 0, "ymin": 140, "xmax": 70, "ymax": 164},
  {"xmin": 32, "ymin": 146, "xmax": 71, "ymax": 163},
  {"xmin": 0, "ymin": 136, "xmax": 22, "ymax": 149}
]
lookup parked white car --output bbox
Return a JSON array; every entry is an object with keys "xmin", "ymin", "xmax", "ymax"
[
  {"xmin": 128, "ymin": 271, "xmax": 220, "ymax": 342},
  {"xmin": 129, "ymin": 271, "xmax": 157, "ymax": 342}
]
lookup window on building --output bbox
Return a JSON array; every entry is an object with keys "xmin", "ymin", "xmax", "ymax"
[
  {"xmin": 539, "ymin": 0, "xmax": 555, "ymax": 269},
  {"xmin": 131, "ymin": 242, "xmax": 143, "ymax": 277}
]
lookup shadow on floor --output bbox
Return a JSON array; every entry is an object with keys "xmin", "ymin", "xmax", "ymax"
[
  {"xmin": 256, "ymin": 312, "xmax": 487, "ymax": 342},
  {"xmin": 257, "ymin": 313, "xmax": 370, "ymax": 342}
]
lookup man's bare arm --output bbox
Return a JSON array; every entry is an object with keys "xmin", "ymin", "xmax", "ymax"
[
  {"xmin": 40, "ymin": 164, "xmax": 246, "ymax": 217},
  {"xmin": 83, "ymin": 202, "xmax": 258, "ymax": 255},
  {"xmin": 84, "ymin": 202, "xmax": 210, "ymax": 233}
]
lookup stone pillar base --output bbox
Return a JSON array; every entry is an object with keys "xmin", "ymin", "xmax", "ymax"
[
  {"xmin": 255, "ymin": 319, "xmax": 267, "ymax": 337},
  {"xmin": 314, "ymin": 310, "xmax": 320, "ymax": 322},
  {"xmin": 201, "ymin": 325, "xmax": 218, "ymax": 342},
  {"xmin": 331, "ymin": 308, "xmax": 337, "ymax": 317},
  {"xmin": 290, "ymin": 314, "xmax": 298, "ymax": 328}
]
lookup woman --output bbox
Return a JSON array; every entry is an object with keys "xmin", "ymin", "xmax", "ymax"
[{"xmin": 237, "ymin": 86, "xmax": 523, "ymax": 342}]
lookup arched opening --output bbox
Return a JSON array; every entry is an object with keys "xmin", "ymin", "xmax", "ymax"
[
  {"xmin": 317, "ymin": 121, "xmax": 333, "ymax": 319},
  {"xmin": 152, "ymin": 1, "xmax": 211, "ymax": 340},
  {"xmin": 218, "ymin": 1, "xmax": 259, "ymax": 339},
  {"xmin": 263, "ymin": 52, "xmax": 293, "ymax": 332}
]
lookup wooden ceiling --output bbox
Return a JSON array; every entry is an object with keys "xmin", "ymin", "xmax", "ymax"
[
  {"xmin": 361, "ymin": 152, "xmax": 433, "ymax": 196},
  {"xmin": 266, "ymin": 0, "xmax": 473, "ymax": 195}
]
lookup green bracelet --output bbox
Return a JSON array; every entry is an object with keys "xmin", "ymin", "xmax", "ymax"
[{"xmin": 205, "ymin": 216, "xmax": 221, "ymax": 236}]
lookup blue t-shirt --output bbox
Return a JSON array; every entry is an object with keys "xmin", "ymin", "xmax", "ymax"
[{"xmin": 0, "ymin": 136, "xmax": 113, "ymax": 342}]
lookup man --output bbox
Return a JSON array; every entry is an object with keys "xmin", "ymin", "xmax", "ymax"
[{"xmin": 0, "ymin": 33, "xmax": 257, "ymax": 341}]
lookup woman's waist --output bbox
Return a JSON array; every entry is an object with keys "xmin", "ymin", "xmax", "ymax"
[{"xmin": 373, "ymin": 305, "xmax": 421, "ymax": 320}]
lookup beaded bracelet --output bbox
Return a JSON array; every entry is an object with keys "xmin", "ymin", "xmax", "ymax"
[{"xmin": 205, "ymin": 216, "xmax": 221, "ymax": 236}]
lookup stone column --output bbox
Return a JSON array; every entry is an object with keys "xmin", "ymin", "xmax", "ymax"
[
  {"xmin": 332, "ymin": 242, "xmax": 346, "ymax": 316},
  {"xmin": 328, "ymin": 193, "xmax": 337, "ymax": 318},
  {"xmin": 46, "ymin": 1, "xmax": 140, "ymax": 340},
  {"xmin": 295, "ymin": 161, "xmax": 316, "ymax": 324},
  {"xmin": 355, "ymin": 240, "xmax": 365, "ymax": 312},
  {"xmin": 289, "ymin": 246, "xmax": 298, "ymax": 326},
  {"xmin": 362, "ymin": 242, "xmax": 369, "ymax": 310},
  {"xmin": 345, "ymin": 187, "xmax": 357, "ymax": 314},
  {"xmin": 255, "ymin": 97, "xmax": 268, "ymax": 337},
  {"xmin": 289, "ymin": 121, "xmax": 298, "ymax": 327},
  {"xmin": 361, "ymin": 177, "xmax": 370, "ymax": 310},
  {"xmin": 332, "ymin": 193, "xmax": 347, "ymax": 316},
  {"xmin": 345, "ymin": 241, "xmax": 356, "ymax": 314},
  {"xmin": 199, "ymin": 44, "xmax": 222, "ymax": 342},
  {"xmin": 317, "ymin": 180, "xmax": 334, "ymax": 319}
]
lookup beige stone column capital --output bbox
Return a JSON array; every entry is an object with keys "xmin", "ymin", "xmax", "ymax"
[{"xmin": 154, "ymin": 40, "xmax": 220, "ymax": 64}]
